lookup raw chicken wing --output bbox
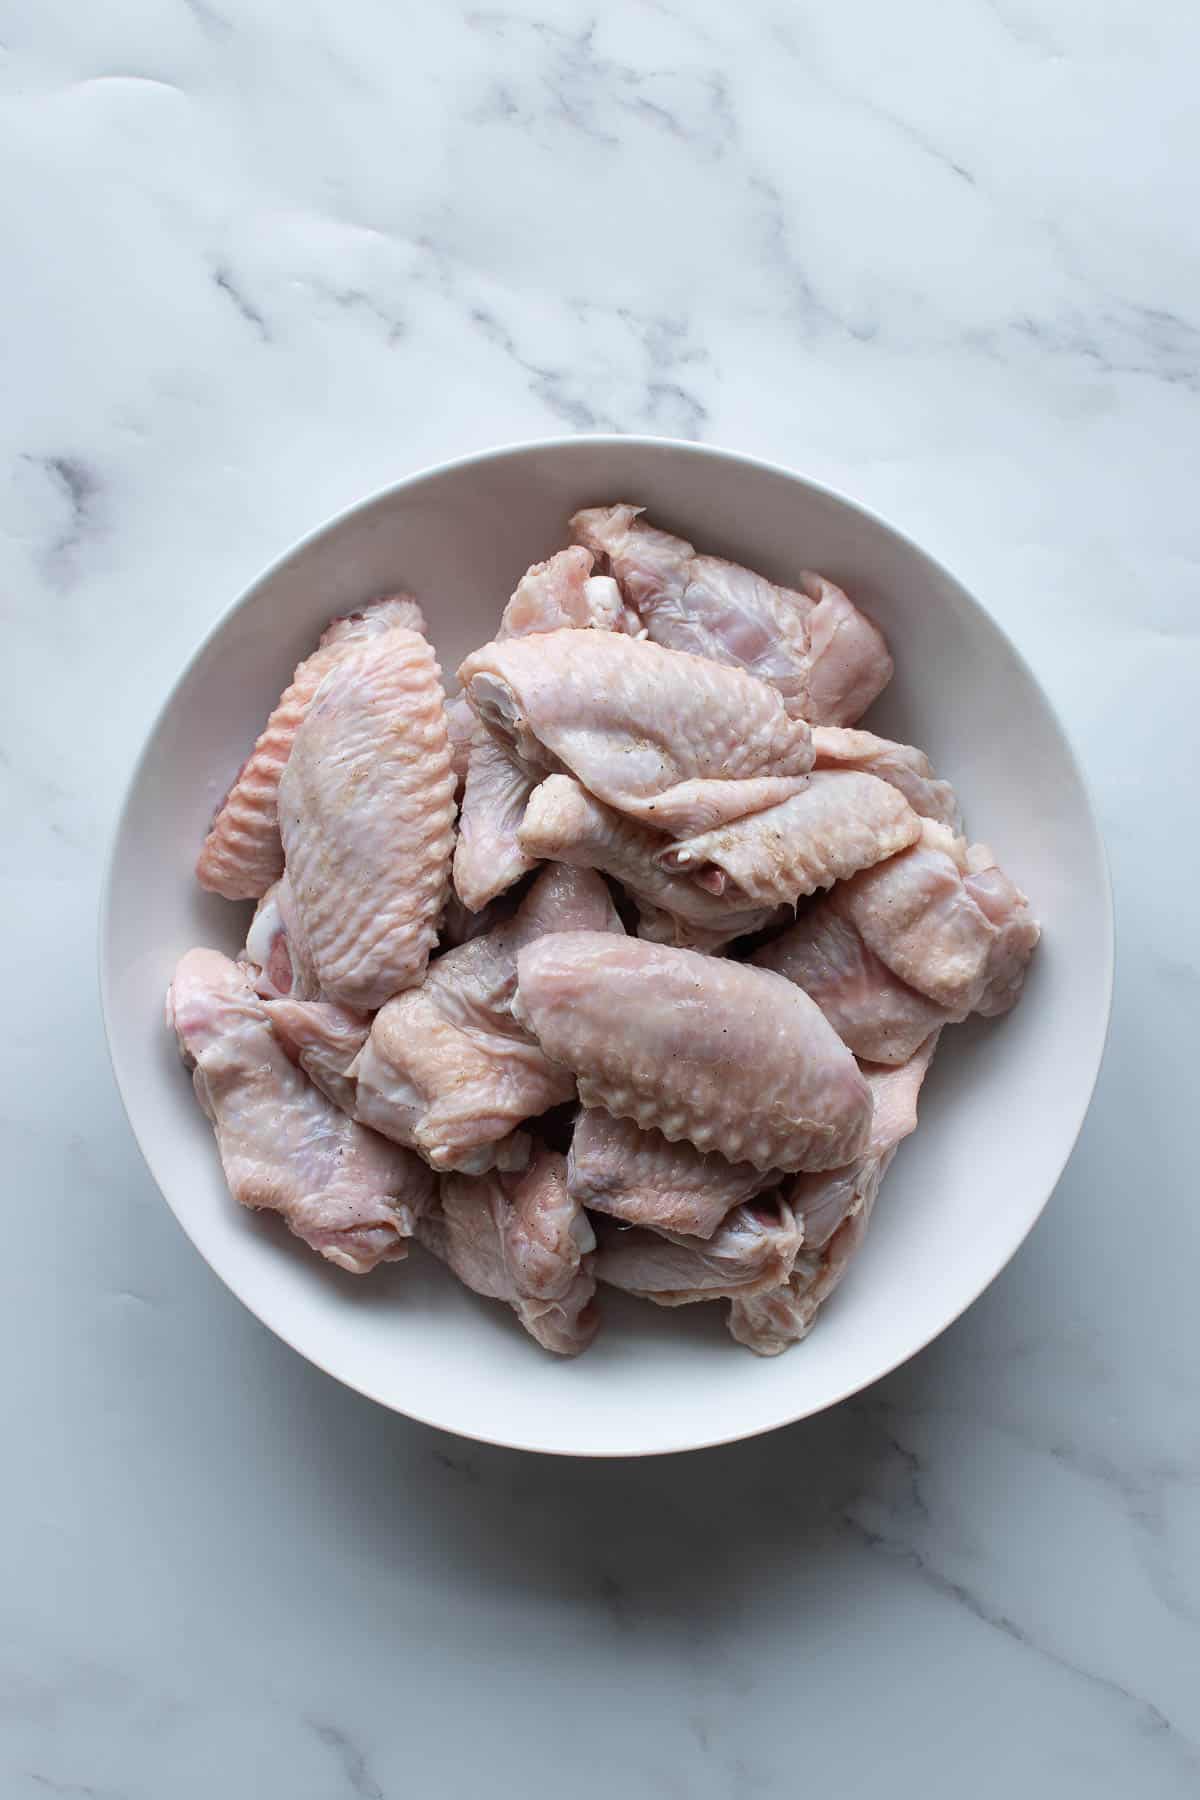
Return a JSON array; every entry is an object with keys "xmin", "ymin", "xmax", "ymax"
[
  {"xmin": 729, "ymin": 1035, "xmax": 939, "ymax": 1353},
  {"xmin": 458, "ymin": 628, "xmax": 813, "ymax": 837},
  {"xmin": 514, "ymin": 932, "xmax": 872, "ymax": 1172},
  {"xmin": 519, "ymin": 775, "xmax": 780, "ymax": 952},
  {"xmin": 568, "ymin": 1107, "xmax": 777, "ymax": 1238},
  {"xmin": 752, "ymin": 898, "xmax": 952, "ymax": 1064},
  {"xmin": 197, "ymin": 595, "xmax": 425, "ymax": 899},
  {"xmin": 420, "ymin": 1148, "xmax": 598, "ymax": 1354},
  {"xmin": 837, "ymin": 821, "xmax": 1038, "ymax": 1017},
  {"xmin": 594, "ymin": 1193, "xmax": 802, "ymax": 1306},
  {"xmin": 963, "ymin": 845, "xmax": 1043, "ymax": 1016},
  {"xmin": 166, "ymin": 949, "xmax": 431, "ymax": 1273},
  {"xmin": 657, "ymin": 770, "xmax": 922, "ymax": 907},
  {"xmin": 453, "ymin": 731, "xmax": 542, "ymax": 914},
  {"xmin": 570, "ymin": 504, "xmax": 892, "ymax": 725},
  {"xmin": 490, "ymin": 547, "xmax": 639, "ymax": 645},
  {"xmin": 352, "ymin": 865, "xmax": 623, "ymax": 1171},
  {"xmin": 453, "ymin": 547, "xmax": 635, "ymax": 912},
  {"xmin": 811, "ymin": 727, "xmax": 962, "ymax": 832},
  {"xmin": 279, "ymin": 628, "xmax": 456, "ymax": 1010}
]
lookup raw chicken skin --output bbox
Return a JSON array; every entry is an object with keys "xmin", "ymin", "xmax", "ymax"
[
  {"xmin": 355, "ymin": 996, "xmax": 565, "ymax": 1174},
  {"xmin": 836, "ymin": 821, "xmax": 1038, "ymax": 1016},
  {"xmin": 797, "ymin": 574, "xmax": 894, "ymax": 727},
  {"xmin": 752, "ymin": 898, "xmax": 952, "ymax": 1064},
  {"xmin": 242, "ymin": 874, "xmax": 320, "ymax": 1002},
  {"xmin": 503, "ymin": 1146, "xmax": 598, "ymax": 1304},
  {"xmin": 963, "ymin": 846, "xmax": 1042, "ymax": 1016},
  {"xmin": 657, "ymin": 770, "xmax": 922, "ymax": 907},
  {"xmin": 519, "ymin": 775, "xmax": 780, "ymax": 952},
  {"xmin": 729, "ymin": 1035, "xmax": 939, "ymax": 1353},
  {"xmin": 497, "ymin": 545, "xmax": 594, "ymax": 635},
  {"xmin": 514, "ymin": 932, "xmax": 872, "ymax": 1172},
  {"xmin": 458, "ymin": 628, "xmax": 814, "ymax": 838},
  {"xmin": 351, "ymin": 865, "xmax": 623, "ymax": 1171},
  {"xmin": 262, "ymin": 997, "xmax": 368, "ymax": 1115},
  {"xmin": 569, "ymin": 506, "xmax": 689, "ymax": 617},
  {"xmin": 570, "ymin": 504, "xmax": 892, "ymax": 725},
  {"xmin": 421, "ymin": 1148, "xmax": 598, "ymax": 1354},
  {"xmin": 453, "ymin": 731, "xmax": 541, "ymax": 913},
  {"xmin": 568, "ymin": 1107, "xmax": 777, "ymax": 1238},
  {"xmin": 594, "ymin": 1194, "xmax": 803, "ymax": 1306},
  {"xmin": 835, "ymin": 821, "xmax": 985, "ymax": 1011},
  {"xmin": 811, "ymin": 727, "xmax": 962, "ymax": 832},
  {"xmin": 196, "ymin": 595, "xmax": 425, "ymax": 900},
  {"xmin": 453, "ymin": 547, "xmax": 634, "ymax": 913},
  {"xmin": 785, "ymin": 1034, "xmax": 939, "ymax": 1251},
  {"xmin": 725, "ymin": 1217, "xmax": 867, "ymax": 1354},
  {"xmin": 279, "ymin": 628, "xmax": 456, "ymax": 1011},
  {"xmin": 863, "ymin": 1035, "xmax": 941, "ymax": 1152},
  {"xmin": 166, "ymin": 949, "xmax": 431, "ymax": 1273}
]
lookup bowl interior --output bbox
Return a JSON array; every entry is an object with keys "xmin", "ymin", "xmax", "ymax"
[{"xmin": 102, "ymin": 439, "xmax": 1111, "ymax": 1456}]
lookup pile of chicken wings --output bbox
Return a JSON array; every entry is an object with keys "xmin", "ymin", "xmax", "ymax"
[{"xmin": 169, "ymin": 504, "xmax": 1039, "ymax": 1357}]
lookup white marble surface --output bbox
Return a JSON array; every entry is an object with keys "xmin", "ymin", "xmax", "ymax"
[{"xmin": 2, "ymin": 0, "xmax": 1198, "ymax": 1793}]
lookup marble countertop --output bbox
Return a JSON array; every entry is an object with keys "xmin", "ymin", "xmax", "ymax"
[{"xmin": 3, "ymin": 2, "xmax": 1198, "ymax": 1794}]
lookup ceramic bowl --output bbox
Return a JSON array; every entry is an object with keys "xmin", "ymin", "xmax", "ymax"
[{"xmin": 101, "ymin": 437, "xmax": 1112, "ymax": 1456}]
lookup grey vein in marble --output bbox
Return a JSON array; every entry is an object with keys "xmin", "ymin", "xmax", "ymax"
[
  {"xmin": 307, "ymin": 1720, "xmax": 384, "ymax": 1800},
  {"xmin": 211, "ymin": 264, "xmax": 270, "ymax": 341},
  {"xmin": 841, "ymin": 1399, "xmax": 1200, "ymax": 1782},
  {"xmin": 465, "ymin": 12, "xmax": 736, "ymax": 157},
  {"xmin": 35, "ymin": 455, "xmax": 102, "ymax": 583}
]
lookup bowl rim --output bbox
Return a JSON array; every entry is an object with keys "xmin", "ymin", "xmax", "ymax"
[{"xmin": 98, "ymin": 432, "xmax": 1114, "ymax": 1457}]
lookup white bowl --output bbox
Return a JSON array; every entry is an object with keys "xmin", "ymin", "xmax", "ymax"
[{"xmin": 101, "ymin": 437, "xmax": 1112, "ymax": 1457}]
